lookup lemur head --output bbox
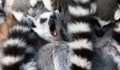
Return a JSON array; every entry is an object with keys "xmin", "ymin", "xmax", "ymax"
[{"xmin": 29, "ymin": 10, "xmax": 64, "ymax": 42}]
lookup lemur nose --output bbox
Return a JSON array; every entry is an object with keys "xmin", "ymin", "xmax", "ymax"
[
  {"xmin": 50, "ymin": 14, "xmax": 56, "ymax": 19},
  {"xmin": 49, "ymin": 14, "xmax": 56, "ymax": 23},
  {"xmin": 49, "ymin": 15, "xmax": 56, "ymax": 26}
]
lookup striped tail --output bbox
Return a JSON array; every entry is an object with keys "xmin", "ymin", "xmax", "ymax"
[
  {"xmin": 65, "ymin": 0, "xmax": 97, "ymax": 70},
  {"xmin": 67, "ymin": 21, "xmax": 94, "ymax": 70},
  {"xmin": 0, "ymin": 16, "xmax": 37, "ymax": 70}
]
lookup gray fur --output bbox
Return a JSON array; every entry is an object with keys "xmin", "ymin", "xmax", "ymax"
[
  {"xmin": 27, "ymin": 32, "xmax": 119, "ymax": 70},
  {"xmin": 92, "ymin": 48, "xmax": 118, "ymax": 70},
  {"xmin": 92, "ymin": 25, "xmax": 119, "ymax": 70},
  {"xmin": 33, "ymin": 41, "xmax": 71, "ymax": 70},
  {"xmin": 12, "ymin": 0, "xmax": 31, "ymax": 13},
  {"xmin": 1, "ymin": 0, "xmax": 120, "ymax": 70},
  {"xmin": 28, "ymin": 1, "xmax": 48, "ymax": 17},
  {"xmin": 96, "ymin": 0, "xmax": 118, "ymax": 21}
]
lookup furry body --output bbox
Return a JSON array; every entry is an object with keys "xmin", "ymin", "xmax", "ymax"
[
  {"xmin": 41, "ymin": 0, "xmax": 120, "ymax": 70},
  {"xmin": 0, "ymin": 0, "xmax": 120, "ymax": 70},
  {"xmin": 0, "ymin": 14, "xmax": 49, "ymax": 70},
  {"xmin": 0, "ymin": 9, "xmax": 66, "ymax": 70},
  {"xmin": 42, "ymin": 0, "xmax": 98, "ymax": 70}
]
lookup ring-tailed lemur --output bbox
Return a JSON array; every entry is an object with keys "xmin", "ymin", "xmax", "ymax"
[
  {"xmin": 29, "ymin": 10, "xmax": 66, "ymax": 42},
  {"xmin": 0, "ymin": 10, "xmax": 64, "ymax": 70},
  {"xmin": 41, "ymin": 0, "xmax": 100, "ymax": 70}
]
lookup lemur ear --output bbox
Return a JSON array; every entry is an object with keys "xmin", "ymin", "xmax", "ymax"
[
  {"xmin": 12, "ymin": 11, "xmax": 24, "ymax": 22},
  {"xmin": 54, "ymin": 10, "xmax": 60, "ymax": 17}
]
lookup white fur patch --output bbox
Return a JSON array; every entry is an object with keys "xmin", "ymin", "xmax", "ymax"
[
  {"xmin": 70, "ymin": 55, "xmax": 91, "ymax": 69},
  {"xmin": 0, "ymin": 0, "xmax": 2, "ymax": 4},
  {"xmin": 40, "ymin": 12, "xmax": 53, "ymax": 19},
  {"xmin": 114, "ymin": 8, "xmax": 120, "ymax": 20},
  {"xmin": 96, "ymin": 18, "xmax": 111, "ymax": 27},
  {"xmin": 90, "ymin": 3, "xmax": 97, "ymax": 14},
  {"xmin": 1, "ymin": 55, "xmax": 24, "ymax": 66},
  {"xmin": 42, "ymin": 0, "xmax": 53, "ymax": 11},
  {"xmin": 2, "ymin": 38, "xmax": 26, "ymax": 48},
  {"xmin": 53, "ymin": 55, "xmax": 60, "ymax": 70},
  {"xmin": 73, "ymin": 0, "xmax": 90, "ymax": 3},
  {"xmin": 12, "ymin": 11, "xmax": 24, "ymax": 21},
  {"xmin": 32, "ymin": 27, "xmax": 55, "ymax": 42},
  {"xmin": 68, "ymin": 22, "xmax": 91, "ymax": 33},
  {"xmin": 6, "ymin": 0, "xmax": 14, "ymax": 7},
  {"xmin": 68, "ymin": 5, "xmax": 90, "ymax": 17},
  {"xmin": 68, "ymin": 39, "xmax": 93, "ymax": 50},
  {"xmin": 5, "ymin": 0, "xmax": 15, "ymax": 12},
  {"xmin": 32, "ymin": 12, "xmax": 51, "ymax": 37},
  {"xmin": 30, "ymin": 12, "xmax": 53, "ymax": 26},
  {"xmin": 114, "ymin": 22, "xmax": 120, "ymax": 32},
  {"xmin": 11, "ymin": 24, "xmax": 30, "ymax": 32},
  {"xmin": 30, "ymin": 0, "xmax": 37, "ymax": 7},
  {"xmin": 112, "ymin": 40, "xmax": 120, "ymax": 52}
]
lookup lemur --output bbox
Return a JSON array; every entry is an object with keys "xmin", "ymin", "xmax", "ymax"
[
  {"xmin": 0, "ymin": 1, "xmax": 67, "ymax": 70},
  {"xmin": 28, "ymin": 10, "xmax": 66, "ymax": 42},
  {"xmin": 0, "ymin": 9, "xmax": 65, "ymax": 70},
  {"xmin": 0, "ymin": 0, "xmax": 119, "ymax": 69},
  {"xmin": 40, "ymin": 0, "xmax": 120, "ymax": 70},
  {"xmin": 41, "ymin": 0, "xmax": 101, "ymax": 70},
  {"xmin": 93, "ymin": 0, "xmax": 120, "ymax": 69}
]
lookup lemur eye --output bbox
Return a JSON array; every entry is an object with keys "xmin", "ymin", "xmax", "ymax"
[{"xmin": 40, "ymin": 18, "xmax": 47, "ymax": 23}]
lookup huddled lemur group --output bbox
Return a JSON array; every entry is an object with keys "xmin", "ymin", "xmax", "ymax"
[{"xmin": 0, "ymin": 0, "xmax": 120, "ymax": 70}]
